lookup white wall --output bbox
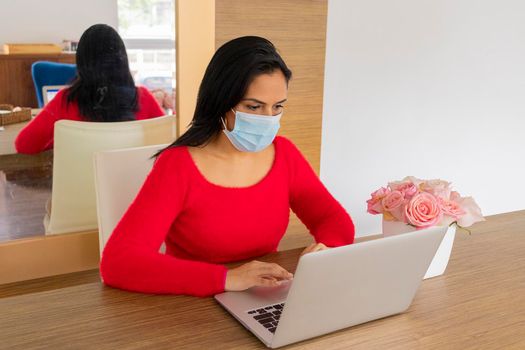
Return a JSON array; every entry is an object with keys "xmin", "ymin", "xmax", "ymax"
[
  {"xmin": 1, "ymin": 1, "xmax": 118, "ymax": 48},
  {"xmin": 321, "ymin": 0, "xmax": 525, "ymax": 236}
]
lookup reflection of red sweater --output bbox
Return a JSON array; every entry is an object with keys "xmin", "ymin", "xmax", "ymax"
[
  {"xmin": 100, "ymin": 136, "xmax": 355, "ymax": 297},
  {"xmin": 15, "ymin": 86, "xmax": 164, "ymax": 154}
]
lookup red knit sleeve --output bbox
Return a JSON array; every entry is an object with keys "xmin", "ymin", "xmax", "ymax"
[
  {"xmin": 14, "ymin": 90, "xmax": 66, "ymax": 154},
  {"xmin": 283, "ymin": 137, "xmax": 355, "ymax": 246},
  {"xmin": 100, "ymin": 148, "xmax": 228, "ymax": 297},
  {"xmin": 138, "ymin": 86, "xmax": 165, "ymax": 118}
]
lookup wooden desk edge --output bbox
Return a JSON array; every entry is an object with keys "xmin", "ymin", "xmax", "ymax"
[{"xmin": 2, "ymin": 209, "xmax": 520, "ymax": 294}]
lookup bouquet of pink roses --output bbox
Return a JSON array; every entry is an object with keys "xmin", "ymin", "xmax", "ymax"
[{"xmin": 366, "ymin": 176, "xmax": 484, "ymax": 229}]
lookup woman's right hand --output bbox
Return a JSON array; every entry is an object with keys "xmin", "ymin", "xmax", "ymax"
[{"xmin": 225, "ymin": 260, "xmax": 293, "ymax": 291}]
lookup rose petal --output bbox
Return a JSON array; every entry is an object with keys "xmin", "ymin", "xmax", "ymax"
[{"xmin": 456, "ymin": 196, "xmax": 485, "ymax": 227}]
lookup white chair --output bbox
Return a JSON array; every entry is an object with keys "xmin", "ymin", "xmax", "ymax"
[
  {"xmin": 45, "ymin": 116, "xmax": 176, "ymax": 235},
  {"xmin": 93, "ymin": 144, "xmax": 168, "ymax": 255}
]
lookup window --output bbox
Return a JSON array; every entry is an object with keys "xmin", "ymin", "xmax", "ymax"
[{"xmin": 118, "ymin": 0, "xmax": 175, "ymax": 112}]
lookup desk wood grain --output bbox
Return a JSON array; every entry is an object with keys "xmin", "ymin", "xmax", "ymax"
[{"xmin": 1, "ymin": 211, "xmax": 524, "ymax": 349}]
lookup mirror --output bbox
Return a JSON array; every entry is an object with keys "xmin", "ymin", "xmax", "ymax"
[{"xmin": 0, "ymin": 0, "xmax": 176, "ymax": 243}]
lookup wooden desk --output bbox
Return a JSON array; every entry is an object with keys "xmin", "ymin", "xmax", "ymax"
[
  {"xmin": 0, "ymin": 109, "xmax": 40, "ymax": 155},
  {"xmin": 0, "ymin": 110, "xmax": 52, "ymax": 183},
  {"xmin": 1, "ymin": 211, "xmax": 524, "ymax": 349},
  {"xmin": 0, "ymin": 120, "xmax": 28, "ymax": 156}
]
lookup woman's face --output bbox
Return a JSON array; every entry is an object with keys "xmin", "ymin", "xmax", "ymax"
[{"xmin": 225, "ymin": 70, "xmax": 288, "ymax": 129}]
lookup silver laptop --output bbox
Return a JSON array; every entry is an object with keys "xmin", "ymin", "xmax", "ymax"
[
  {"xmin": 215, "ymin": 226, "xmax": 447, "ymax": 348},
  {"xmin": 42, "ymin": 85, "xmax": 66, "ymax": 105}
]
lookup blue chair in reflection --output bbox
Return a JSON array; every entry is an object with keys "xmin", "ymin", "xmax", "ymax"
[{"xmin": 31, "ymin": 61, "xmax": 77, "ymax": 107}]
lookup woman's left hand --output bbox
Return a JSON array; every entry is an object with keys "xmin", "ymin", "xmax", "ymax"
[{"xmin": 301, "ymin": 243, "xmax": 329, "ymax": 257}]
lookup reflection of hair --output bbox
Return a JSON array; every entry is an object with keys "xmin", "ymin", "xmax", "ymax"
[
  {"xmin": 159, "ymin": 36, "xmax": 292, "ymax": 154},
  {"xmin": 67, "ymin": 24, "xmax": 138, "ymax": 122}
]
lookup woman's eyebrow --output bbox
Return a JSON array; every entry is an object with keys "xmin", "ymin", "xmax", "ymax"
[{"xmin": 242, "ymin": 98, "xmax": 288, "ymax": 104}]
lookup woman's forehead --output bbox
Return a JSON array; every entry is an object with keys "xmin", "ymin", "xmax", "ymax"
[{"xmin": 243, "ymin": 71, "xmax": 288, "ymax": 102}]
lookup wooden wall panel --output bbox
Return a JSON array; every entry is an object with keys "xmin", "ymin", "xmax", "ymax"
[
  {"xmin": 175, "ymin": 0, "xmax": 215, "ymax": 136},
  {"xmin": 0, "ymin": 53, "xmax": 75, "ymax": 108},
  {"xmin": 216, "ymin": 0, "xmax": 328, "ymax": 250}
]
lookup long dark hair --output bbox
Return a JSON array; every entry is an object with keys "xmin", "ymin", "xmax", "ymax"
[
  {"xmin": 159, "ymin": 36, "xmax": 292, "ymax": 155},
  {"xmin": 67, "ymin": 24, "xmax": 138, "ymax": 122}
]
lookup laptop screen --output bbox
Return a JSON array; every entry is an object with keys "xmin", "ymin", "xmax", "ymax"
[
  {"xmin": 46, "ymin": 89, "xmax": 60, "ymax": 103},
  {"xmin": 42, "ymin": 85, "xmax": 66, "ymax": 105}
]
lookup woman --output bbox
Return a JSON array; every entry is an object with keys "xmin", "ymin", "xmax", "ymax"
[
  {"xmin": 15, "ymin": 24, "xmax": 165, "ymax": 154},
  {"xmin": 100, "ymin": 36, "xmax": 355, "ymax": 297}
]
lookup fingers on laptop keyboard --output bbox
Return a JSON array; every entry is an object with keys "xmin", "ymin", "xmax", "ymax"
[
  {"xmin": 258, "ymin": 263, "xmax": 293, "ymax": 280},
  {"xmin": 249, "ymin": 262, "xmax": 293, "ymax": 287}
]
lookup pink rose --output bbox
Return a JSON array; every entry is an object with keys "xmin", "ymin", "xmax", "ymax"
[
  {"xmin": 404, "ymin": 176, "xmax": 425, "ymax": 187},
  {"xmin": 366, "ymin": 187, "xmax": 390, "ymax": 214},
  {"xmin": 455, "ymin": 196, "xmax": 485, "ymax": 227},
  {"xmin": 420, "ymin": 179, "xmax": 452, "ymax": 200},
  {"xmin": 439, "ymin": 198, "xmax": 465, "ymax": 220},
  {"xmin": 388, "ymin": 180, "xmax": 417, "ymax": 199},
  {"xmin": 404, "ymin": 192, "xmax": 442, "ymax": 228},
  {"xmin": 450, "ymin": 191, "xmax": 461, "ymax": 201},
  {"xmin": 438, "ymin": 198, "xmax": 466, "ymax": 226},
  {"xmin": 381, "ymin": 191, "xmax": 406, "ymax": 221}
]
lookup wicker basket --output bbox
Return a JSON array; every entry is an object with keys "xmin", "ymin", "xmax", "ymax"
[{"xmin": 0, "ymin": 104, "xmax": 32, "ymax": 126}]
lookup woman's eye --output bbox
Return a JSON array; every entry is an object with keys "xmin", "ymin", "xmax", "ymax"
[
  {"xmin": 247, "ymin": 105, "xmax": 259, "ymax": 111},
  {"xmin": 274, "ymin": 105, "xmax": 284, "ymax": 110}
]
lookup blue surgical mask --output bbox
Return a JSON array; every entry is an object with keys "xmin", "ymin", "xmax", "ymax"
[{"xmin": 222, "ymin": 109, "xmax": 282, "ymax": 152}]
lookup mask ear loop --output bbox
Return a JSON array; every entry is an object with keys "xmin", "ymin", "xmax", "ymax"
[
  {"xmin": 221, "ymin": 117, "xmax": 228, "ymax": 131},
  {"xmin": 222, "ymin": 108, "xmax": 237, "ymax": 131}
]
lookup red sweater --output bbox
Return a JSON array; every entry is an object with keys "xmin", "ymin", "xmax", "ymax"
[
  {"xmin": 100, "ymin": 136, "xmax": 355, "ymax": 297},
  {"xmin": 15, "ymin": 86, "xmax": 165, "ymax": 154}
]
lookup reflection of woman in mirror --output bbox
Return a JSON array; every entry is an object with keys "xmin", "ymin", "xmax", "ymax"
[
  {"xmin": 101, "ymin": 36, "xmax": 355, "ymax": 297},
  {"xmin": 15, "ymin": 24, "xmax": 165, "ymax": 154}
]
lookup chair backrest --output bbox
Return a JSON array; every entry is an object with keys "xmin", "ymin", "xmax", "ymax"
[
  {"xmin": 31, "ymin": 61, "xmax": 77, "ymax": 107},
  {"xmin": 47, "ymin": 115, "xmax": 175, "ymax": 235},
  {"xmin": 93, "ymin": 144, "xmax": 167, "ymax": 255}
]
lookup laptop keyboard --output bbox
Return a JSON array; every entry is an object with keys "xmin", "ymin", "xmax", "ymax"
[{"xmin": 247, "ymin": 302, "xmax": 285, "ymax": 334}]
